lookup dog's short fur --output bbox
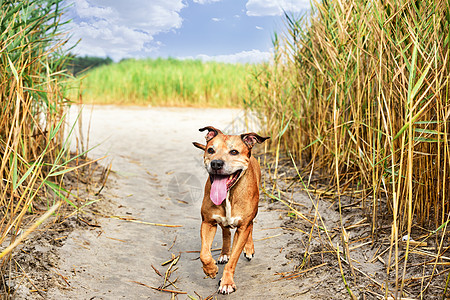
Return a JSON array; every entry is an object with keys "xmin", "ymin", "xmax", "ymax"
[{"xmin": 193, "ymin": 126, "xmax": 269, "ymax": 294}]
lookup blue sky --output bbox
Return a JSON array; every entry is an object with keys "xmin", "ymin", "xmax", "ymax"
[{"xmin": 63, "ymin": 0, "xmax": 310, "ymax": 63}]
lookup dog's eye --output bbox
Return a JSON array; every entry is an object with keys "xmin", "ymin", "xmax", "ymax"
[
  {"xmin": 229, "ymin": 150, "xmax": 239, "ymax": 155},
  {"xmin": 207, "ymin": 148, "xmax": 215, "ymax": 154}
]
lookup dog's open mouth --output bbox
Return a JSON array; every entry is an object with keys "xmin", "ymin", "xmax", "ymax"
[{"xmin": 209, "ymin": 170, "xmax": 242, "ymax": 205}]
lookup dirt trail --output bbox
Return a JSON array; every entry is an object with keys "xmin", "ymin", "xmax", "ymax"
[
  {"xmin": 29, "ymin": 106, "xmax": 307, "ymax": 299},
  {"xmin": 14, "ymin": 106, "xmax": 446, "ymax": 299}
]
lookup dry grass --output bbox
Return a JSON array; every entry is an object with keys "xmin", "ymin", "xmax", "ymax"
[{"xmin": 249, "ymin": 0, "xmax": 450, "ymax": 298}]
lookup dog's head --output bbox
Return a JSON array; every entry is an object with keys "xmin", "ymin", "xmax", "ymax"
[{"xmin": 193, "ymin": 126, "xmax": 269, "ymax": 205}]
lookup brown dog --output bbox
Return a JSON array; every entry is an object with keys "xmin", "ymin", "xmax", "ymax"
[{"xmin": 193, "ymin": 126, "xmax": 269, "ymax": 294}]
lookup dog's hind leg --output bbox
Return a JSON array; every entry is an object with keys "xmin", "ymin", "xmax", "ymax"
[
  {"xmin": 243, "ymin": 226, "xmax": 255, "ymax": 260},
  {"xmin": 218, "ymin": 225, "xmax": 231, "ymax": 264}
]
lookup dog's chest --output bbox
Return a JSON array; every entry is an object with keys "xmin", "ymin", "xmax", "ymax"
[{"xmin": 212, "ymin": 193, "xmax": 241, "ymax": 228}]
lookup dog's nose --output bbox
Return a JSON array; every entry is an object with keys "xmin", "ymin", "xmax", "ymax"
[{"xmin": 211, "ymin": 160, "xmax": 224, "ymax": 170}]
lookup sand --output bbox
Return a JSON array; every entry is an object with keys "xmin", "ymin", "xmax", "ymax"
[
  {"xmin": 15, "ymin": 106, "xmax": 443, "ymax": 299},
  {"xmin": 32, "ymin": 106, "xmax": 306, "ymax": 299}
]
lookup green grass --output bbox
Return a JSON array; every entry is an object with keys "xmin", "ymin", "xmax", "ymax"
[{"xmin": 72, "ymin": 58, "xmax": 255, "ymax": 107}]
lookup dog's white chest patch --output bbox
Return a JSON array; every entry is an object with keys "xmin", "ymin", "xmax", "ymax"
[{"xmin": 212, "ymin": 193, "xmax": 241, "ymax": 228}]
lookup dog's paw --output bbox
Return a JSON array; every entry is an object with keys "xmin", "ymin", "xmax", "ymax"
[
  {"xmin": 202, "ymin": 263, "xmax": 219, "ymax": 278},
  {"xmin": 218, "ymin": 279, "xmax": 236, "ymax": 295},
  {"xmin": 218, "ymin": 254, "xmax": 229, "ymax": 264},
  {"xmin": 243, "ymin": 251, "xmax": 254, "ymax": 261}
]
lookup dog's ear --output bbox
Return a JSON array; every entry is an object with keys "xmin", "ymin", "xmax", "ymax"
[
  {"xmin": 199, "ymin": 126, "xmax": 223, "ymax": 142},
  {"xmin": 193, "ymin": 142, "xmax": 206, "ymax": 151},
  {"xmin": 241, "ymin": 133, "xmax": 270, "ymax": 149}
]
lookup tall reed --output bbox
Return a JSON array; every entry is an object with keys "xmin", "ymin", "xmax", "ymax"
[
  {"xmin": 253, "ymin": 0, "xmax": 450, "ymax": 230},
  {"xmin": 0, "ymin": 0, "xmax": 75, "ymax": 278},
  {"xmin": 250, "ymin": 0, "xmax": 449, "ymax": 296}
]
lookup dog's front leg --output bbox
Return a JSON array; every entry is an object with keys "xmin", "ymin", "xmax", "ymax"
[
  {"xmin": 200, "ymin": 221, "xmax": 219, "ymax": 278},
  {"xmin": 218, "ymin": 225, "xmax": 231, "ymax": 264},
  {"xmin": 218, "ymin": 222, "xmax": 253, "ymax": 294},
  {"xmin": 243, "ymin": 228, "xmax": 255, "ymax": 260}
]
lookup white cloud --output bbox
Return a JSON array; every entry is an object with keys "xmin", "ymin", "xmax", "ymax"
[
  {"xmin": 73, "ymin": 0, "xmax": 114, "ymax": 18},
  {"xmin": 255, "ymin": 26, "xmax": 263, "ymax": 30},
  {"xmin": 246, "ymin": 0, "xmax": 310, "ymax": 16},
  {"xmin": 211, "ymin": 17, "xmax": 223, "ymax": 22},
  {"xmin": 192, "ymin": 0, "xmax": 222, "ymax": 4},
  {"xmin": 180, "ymin": 49, "xmax": 272, "ymax": 64},
  {"xmin": 65, "ymin": 0, "xmax": 185, "ymax": 60}
]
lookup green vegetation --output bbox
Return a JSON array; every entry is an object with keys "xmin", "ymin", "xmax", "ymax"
[
  {"xmin": 72, "ymin": 58, "xmax": 253, "ymax": 107},
  {"xmin": 67, "ymin": 55, "xmax": 113, "ymax": 76},
  {"xmin": 250, "ymin": 0, "xmax": 449, "ymax": 297},
  {"xmin": 0, "ymin": 0, "xmax": 83, "ymax": 280}
]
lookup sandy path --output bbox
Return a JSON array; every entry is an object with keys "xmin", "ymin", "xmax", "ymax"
[{"xmin": 43, "ymin": 106, "xmax": 302, "ymax": 299}]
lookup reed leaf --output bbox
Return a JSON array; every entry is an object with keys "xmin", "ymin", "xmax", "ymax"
[
  {"xmin": 0, "ymin": 0, "xmax": 81, "ymax": 279},
  {"xmin": 249, "ymin": 0, "xmax": 450, "ymax": 296}
]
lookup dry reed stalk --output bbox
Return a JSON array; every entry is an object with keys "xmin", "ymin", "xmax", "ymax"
[
  {"xmin": 130, "ymin": 280, "xmax": 187, "ymax": 294},
  {"xmin": 336, "ymin": 242, "xmax": 357, "ymax": 299},
  {"xmin": 274, "ymin": 262, "xmax": 328, "ymax": 281},
  {"xmin": 108, "ymin": 214, "xmax": 183, "ymax": 228},
  {"xmin": 0, "ymin": 202, "xmax": 62, "ymax": 260},
  {"xmin": 0, "ymin": 5, "xmax": 99, "ymax": 297},
  {"xmin": 249, "ymin": 0, "xmax": 450, "ymax": 297}
]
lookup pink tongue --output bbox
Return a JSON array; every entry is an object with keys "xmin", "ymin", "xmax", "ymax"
[{"xmin": 210, "ymin": 176, "xmax": 228, "ymax": 205}]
